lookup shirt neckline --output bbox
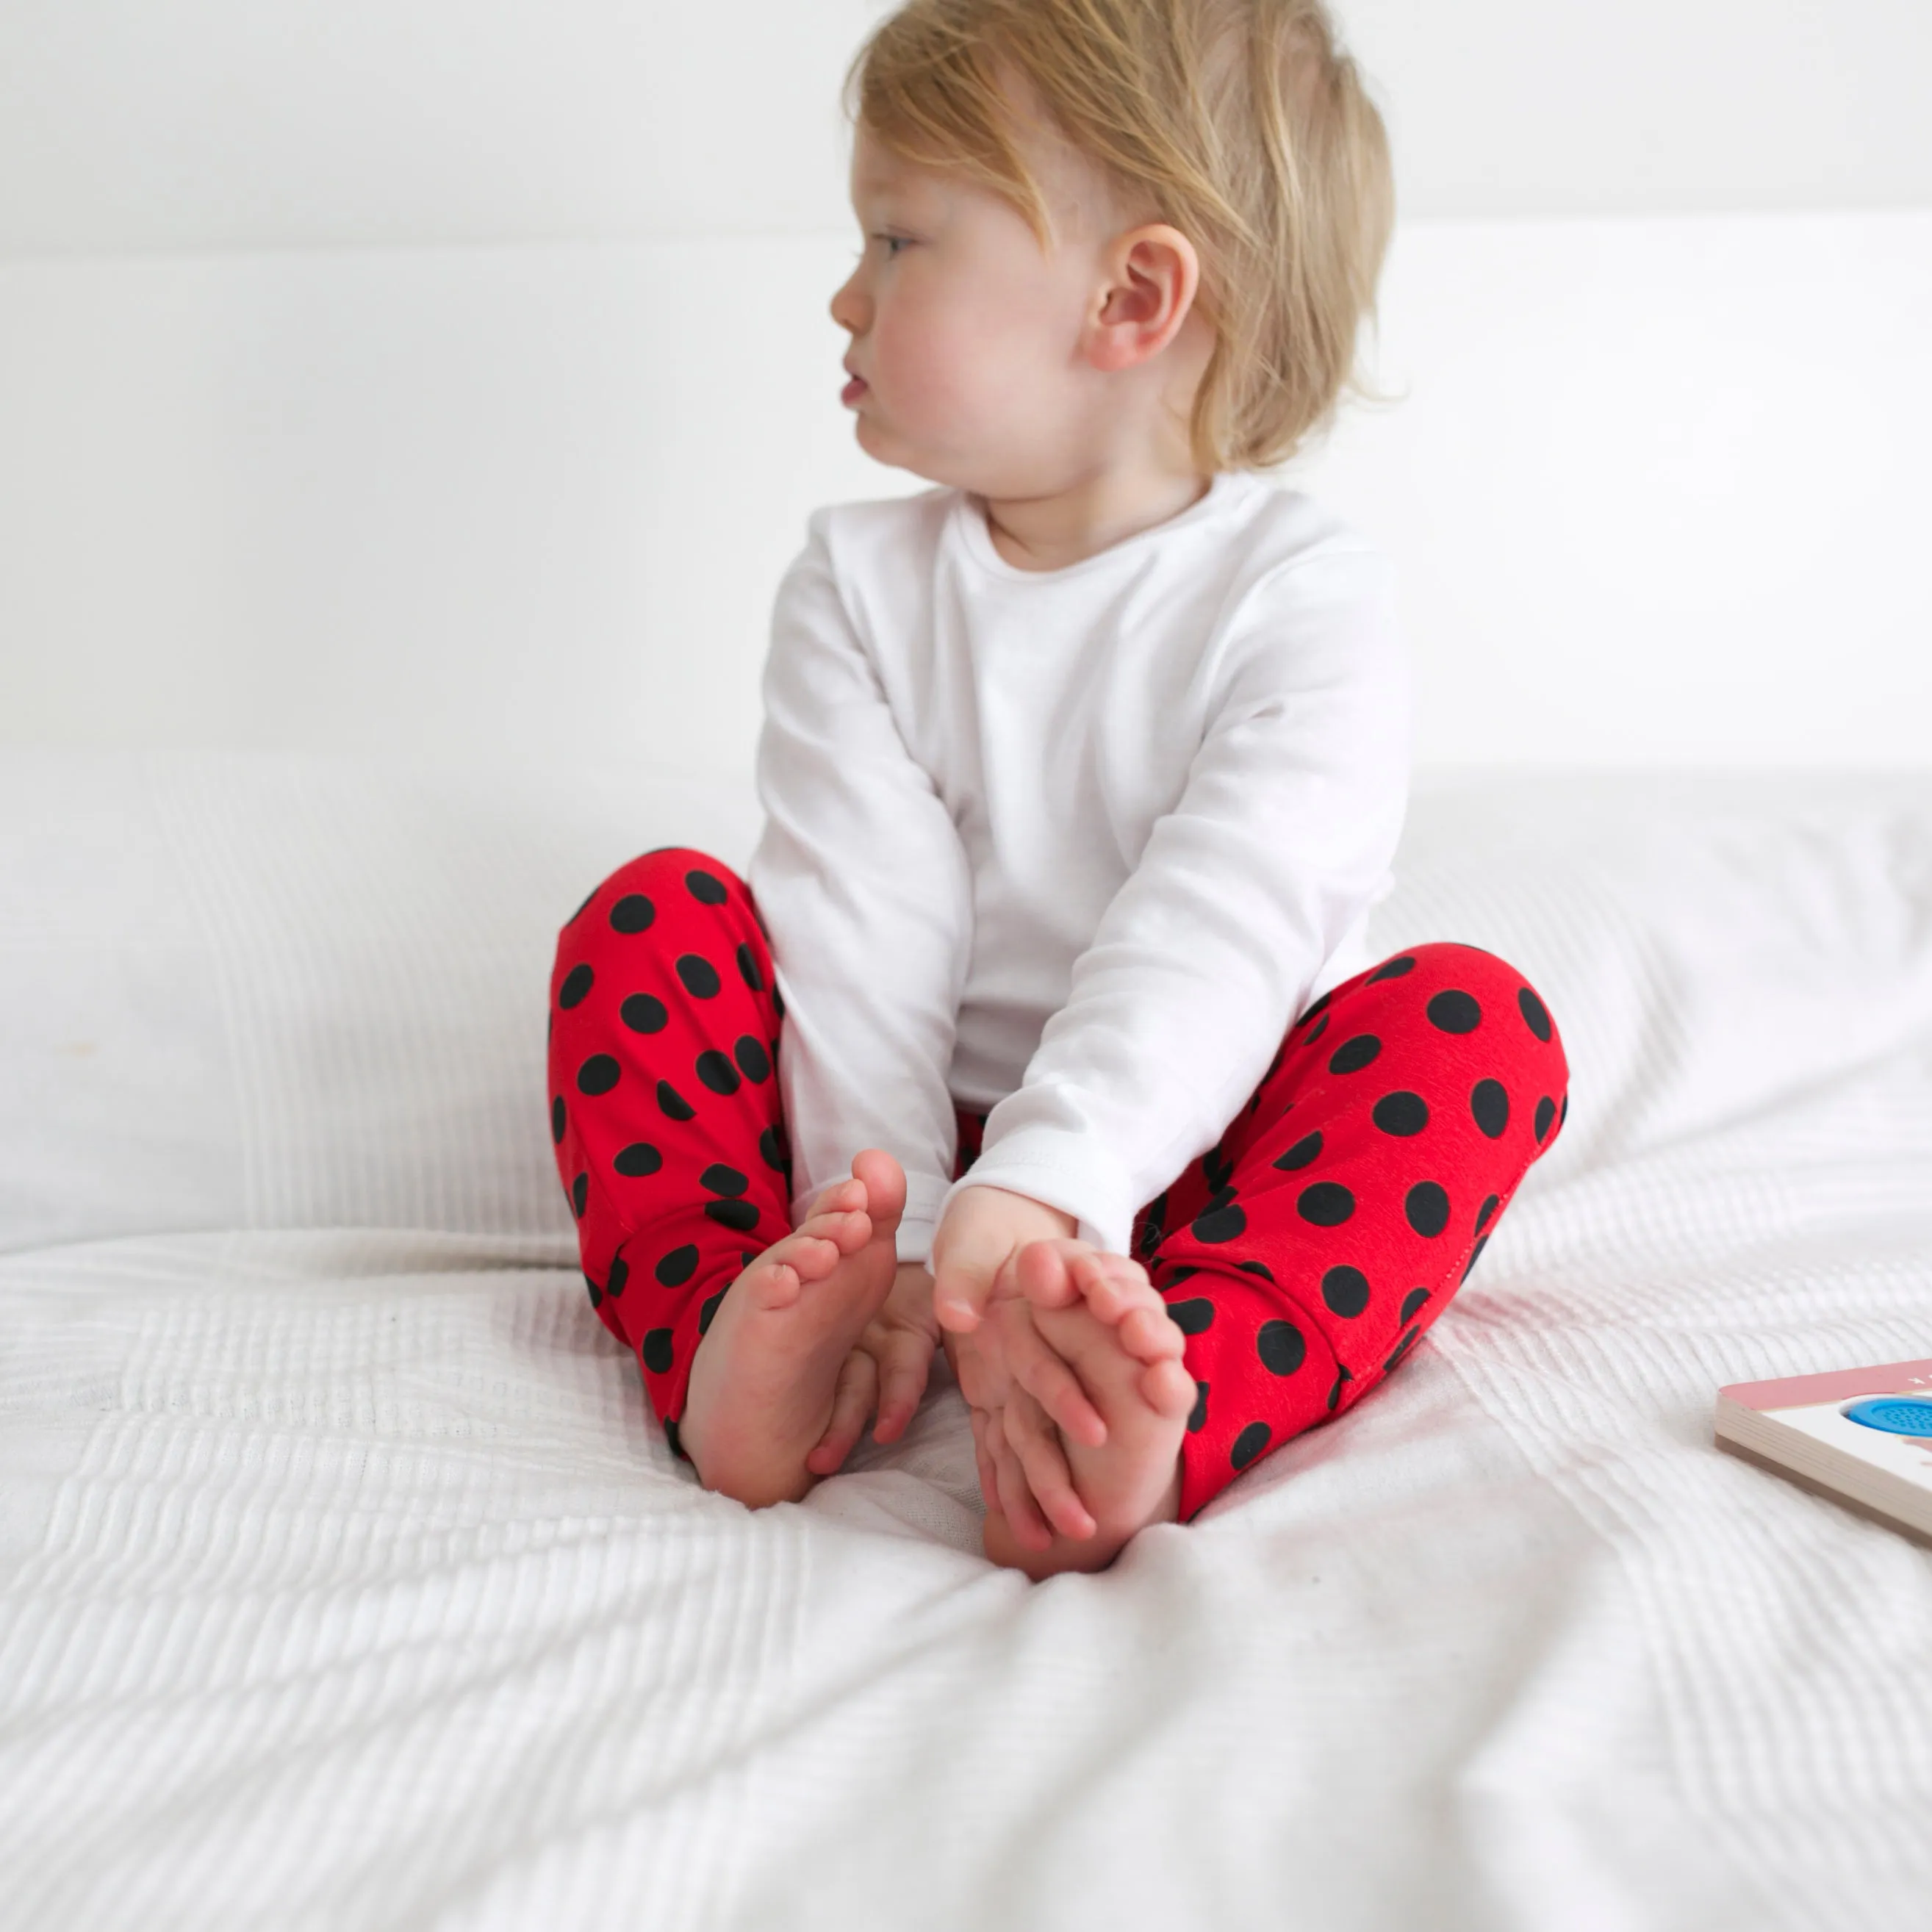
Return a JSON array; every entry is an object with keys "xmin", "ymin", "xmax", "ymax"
[{"xmin": 949, "ymin": 470, "xmax": 1258, "ymax": 584}]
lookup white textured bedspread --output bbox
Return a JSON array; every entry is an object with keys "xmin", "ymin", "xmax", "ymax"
[{"xmin": 2, "ymin": 759, "xmax": 1930, "ymax": 1930}]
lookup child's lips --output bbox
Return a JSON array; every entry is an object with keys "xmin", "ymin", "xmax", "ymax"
[{"xmin": 841, "ymin": 373, "xmax": 869, "ymax": 407}]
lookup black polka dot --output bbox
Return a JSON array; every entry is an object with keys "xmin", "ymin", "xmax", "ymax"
[
  {"xmin": 559, "ymin": 963, "xmax": 595, "ymax": 1010},
  {"xmin": 1304, "ymin": 1013, "xmax": 1330, "ymax": 1046},
  {"xmin": 1384, "ymin": 1329, "xmax": 1420, "ymax": 1373},
  {"xmin": 583, "ymin": 1271, "xmax": 602, "ymax": 1310},
  {"xmin": 772, "ymin": 985, "xmax": 786, "ymax": 1019},
  {"xmin": 1188, "ymin": 1382, "xmax": 1210, "ymax": 1433},
  {"xmin": 1297, "ymin": 1181, "xmax": 1355, "ymax": 1227},
  {"xmin": 740, "ymin": 1251, "xmax": 757, "ymax": 1268},
  {"xmin": 1534, "ymin": 1096, "xmax": 1556, "ymax": 1142},
  {"xmin": 686, "ymin": 868, "xmax": 729, "ymax": 906},
  {"xmin": 550, "ymin": 1096, "xmax": 567, "ymax": 1145},
  {"xmin": 577, "ymin": 1055, "xmax": 620, "ymax": 1096},
  {"xmin": 1329, "ymin": 1033, "xmax": 1383, "ymax": 1075},
  {"xmin": 705, "ymin": 1199, "xmax": 759, "ymax": 1232},
  {"xmin": 610, "ymin": 894, "xmax": 656, "ymax": 934},
  {"xmin": 1518, "ymin": 985, "xmax": 1554, "ymax": 1043},
  {"xmin": 642, "ymin": 1329, "xmax": 676, "ymax": 1374},
  {"xmin": 1426, "ymin": 990, "xmax": 1482, "ymax": 1035},
  {"xmin": 657, "ymin": 1080, "xmax": 695, "ymax": 1121},
  {"xmin": 1274, "ymin": 1131, "xmax": 1324, "ymax": 1171},
  {"xmin": 1231, "ymin": 1422, "xmax": 1272, "ymax": 1470},
  {"xmin": 736, "ymin": 943, "xmax": 766, "ymax": 992},
  {"xmin": 663, "ymin": 1416, "xmax": 684, "ymax": 1461},
  {"xmin": 1470, "ymin": 1080, "xmax": 1509, "ymax": 1139},
  {"xmin": 698, "ymin": 1289, "xmax": 725, "ymax": 1335},
  {"xmin": 1162, "ymin": 1266, "xmax": 1202, "ymax": 1286},
  {"xmin": 1326, "ymin": 1365, "xmax": 1352, "ymax": 1412},
  {"xmin": 1399, "ymin": 1287, "xmax": 1430, "ymax": 1324},
  {"xmin": 733, "ymin": 1035, "xmax": 772, "ymax": 1082},
  {"xmin": 1475, "ymin": 1193, "xmax": 1499, "ymax": 1235},
  {"xmin": 1462, "ymin": 1235, "xmax": 1490, "ymax": 1283},
  {"xmin": 676, "ymin": 954, "xmax": 722, "ymax": 999},
  {"xmin": 621, "ymin": 994, "xmax": 668, "ymax": 1035},
  {"xmin": 1372, "ymin": 1091, "xmax": 1429, "ymax": 1136},
  {"xmin": 1321, "ymin": 1265, "xmax": 1371, "ymax": 1317},
  {"xmin": 1405, "ymin": 1182, "xmax": 1450, "ymax": 1238},
  {"xmin": 606, "ymin": 1255, "xmax": 629, "ymax": 1297},
  {"xmin": 1235, "ymin": 1258, "xmax": 1275, "ymax": 1283},
  {"xmin": 1202, "ymin": 1145, "xmax": 1234, "ymax": 1191},
  {"xmin": 701, "ymin": 1163, "xmax": 748, "ymax": 1196},
  {"xmin": 1368, "ymin": 955, "xmax": 1418, "ymax": 983},
  {"xmin": 1297, "ymin": 989, "xmax": 1335, "ymax": 1028},
  {"xmin": 1257, "ymin": 1318, "xmax": 1307, "ymax": 1376},
  {"xmin": 1168, "ymin": 1297, "xmax": 1216, "ymax": 1335},
  {"xmin": 613, "ymin": 1141, "xmax": 663, "ymax": 1178},
  {"xmin": 758, "ymin": 1124, "xmax": 789, "ymax": 1173},
  {"xmin": 1191, "ymin": 1201, "xmax": 1248, "ymax": 1244},
  {"xmin": 1559, "ymin": 1094, "xmax": 1569, "ymax": 1129},
  {"xmin": 570, "ymin": 1172, "xmax": 588, "ymax": 1219},
  {"xmin": 654, "ymin": 1245, "xmax": 699, "ymax": 1287},
  {"xmin": 696, "ymin": 1050, "xmax": 741, "ymax": 1096}
]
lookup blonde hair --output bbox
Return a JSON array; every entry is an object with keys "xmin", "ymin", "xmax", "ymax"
[{"xmin": 846, "ymin": 0, "xmax": 1395, "ymax": 473}]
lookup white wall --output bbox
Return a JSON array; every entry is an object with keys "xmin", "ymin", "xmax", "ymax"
[
  {"xmin": 3, "ymin": 0, "xmax": 1926, "ymax": 255},
  {"xmin": 1345, "ymin": 0, "xmax": 1932, "ymax": 218},
  {"xmin": 2, "ymin": 0, "xmax": 1929, "ymax": 772}
]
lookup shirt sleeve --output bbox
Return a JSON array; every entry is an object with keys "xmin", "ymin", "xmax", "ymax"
[
  {"xmin": 938, "ymin": 546, "xmax": 1412, "ymax": 1257},
  {"xmin": 746, "ymin": 514, "xmax": 974, "ymax": 1268}
]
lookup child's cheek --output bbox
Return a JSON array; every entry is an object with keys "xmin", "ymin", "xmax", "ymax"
[{"xmin": 877, "ymin": 297, "xmax": 984, "ymax": 438}]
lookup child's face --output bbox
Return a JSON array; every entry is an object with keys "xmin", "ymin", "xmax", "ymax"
[{"xmin": 830, "ymin": 125, "xmax": 1138, "ymax": 498}]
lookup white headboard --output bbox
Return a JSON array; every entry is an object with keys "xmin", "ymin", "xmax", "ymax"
[{"xmin": 4, "ymin": 210, "xmax": 1926, "ymax": 773}]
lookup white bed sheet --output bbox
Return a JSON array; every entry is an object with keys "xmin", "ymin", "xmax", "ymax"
[{"xmin": 2, "ymin": 758, "xmax": 1930, "ymax": 1931}]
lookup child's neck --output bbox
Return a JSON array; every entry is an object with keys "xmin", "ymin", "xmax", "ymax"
[{"xmin": 977, "ymin": 461, "xmax": 1213, "ymax": 574}]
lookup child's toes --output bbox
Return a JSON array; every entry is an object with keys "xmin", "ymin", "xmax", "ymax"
[
  {"xmin": 1117, "ymin": 1301, "xmax": 1188, "ymax": 1363},
  {"xmin": 795, "ymin": 1204, "xmax": 872, "ymax": 1254},
  {"xmin": 1066, "ymin": 1252, "xmax": 1155, "ymax": 1323},
  {"xmin": 807, "ymin": 1176, "xmax": 866, "ymax": 1219},
  {"xmin": 756, "ymin": 1233, "xmax": 838, "ymax": 1301},
  {"xmin": 1140, "ymin": 1356, "xmax": 1197, "ymax": 1418},
  {"xmin": 1014, "ymin": 1239, "xmax": 1081, "ymax": 1309},
  {"xmin": 731, "ymin": 1254, "xmax": 797, "ymax": 1313}
]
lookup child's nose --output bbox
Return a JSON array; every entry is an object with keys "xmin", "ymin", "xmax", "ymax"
[{"xmin": 829, "ymin": 272, "xmax": 869, "ymax": 337}]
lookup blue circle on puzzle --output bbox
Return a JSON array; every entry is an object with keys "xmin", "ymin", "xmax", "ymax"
[{"xmin": 1842, "ymin": 1397, "xmax": 1932, "ymax": 1437}]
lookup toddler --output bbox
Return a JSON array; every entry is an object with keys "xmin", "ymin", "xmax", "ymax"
[{"xmin": 548, "ymin": 0, "xmax": 1569, "ymax": 1578}]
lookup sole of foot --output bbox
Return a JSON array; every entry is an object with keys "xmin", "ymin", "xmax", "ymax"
[
  {"xmin": 679, "ymin": 1146, "xmax": 906, "ymax": 1509},
  {"xmin": 983, "ymin": 1255, "xmax": 1195, "ymax": 1580}
]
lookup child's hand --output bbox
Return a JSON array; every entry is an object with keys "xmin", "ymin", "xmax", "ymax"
[
  {"xmin": 931, "ymin": 1186, "xmax": 1112, "ymax": 1453},
  {"xmin": 969, "ymin": 1240, "xmax": 1187, "ymax": 1551},
  {"xmin": 930, "ymin": 1184, "xmax": 1078, "ymax": 1333},
  {"xmin": 804, "ymin": 1260, "xmax": 942, "ymax": 1476}
]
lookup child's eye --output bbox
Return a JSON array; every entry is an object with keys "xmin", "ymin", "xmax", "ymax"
[{"xmin": 872, "ymin": 233, "xmax": 911, "ymax": 258}]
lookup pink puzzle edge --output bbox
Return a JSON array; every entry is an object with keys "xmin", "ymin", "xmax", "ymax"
[{"xmin": 1720, "ymin": 1357, "xmax": 1932, "ymax": 1412}]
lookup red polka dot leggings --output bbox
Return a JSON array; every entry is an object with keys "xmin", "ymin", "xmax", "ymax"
[{"xmin": 549, "ymin": 847, "xmax": 1570, "ymax": 1520}]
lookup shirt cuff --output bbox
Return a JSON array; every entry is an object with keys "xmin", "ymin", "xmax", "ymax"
[{"xmin": 934, "ymin": 1133, "xmax": 1135, "ymax": 1260}]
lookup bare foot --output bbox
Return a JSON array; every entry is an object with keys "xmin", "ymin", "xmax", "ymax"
[
  {"xmin": 981, "ymin": 1243, "xmax": 1195, "ymax": 1579},
  {"xmin": 679, "ymin": 1148, "xmax": 906, "ymax": 1508}
]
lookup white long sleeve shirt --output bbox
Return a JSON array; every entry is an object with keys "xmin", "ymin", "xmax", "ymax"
[{"xmin": 745, "ymin": 470, "xmax": 1411, "ymax": 1267}]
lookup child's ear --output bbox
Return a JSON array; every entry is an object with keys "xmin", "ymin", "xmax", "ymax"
[{"xmin": 1085, "ymin": 225, "xmax": 1201, "ymax": 373}]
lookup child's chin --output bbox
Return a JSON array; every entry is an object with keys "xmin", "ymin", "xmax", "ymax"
[
  {"xmin": 852, "ymin": 413, "xmax": 905, "ymax": 465},
  {"xmin": 853, "ymin": 414, "xmax": 943, "ymax": 481}
]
